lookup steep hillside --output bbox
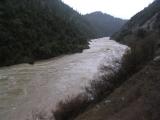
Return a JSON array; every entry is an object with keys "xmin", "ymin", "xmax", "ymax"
[
  {"xmin": 76, "ymin": 59, "xmax": 160, "ymax": 120},
  {"xmin": 0, "ymin": 0, "xmax": 95, "ymax": 67},
  {"xmin": 112, "ymin": 0, "xmax": 160, "ymax": 43},
  {"xmin": 84, "ymin": 11, "xmax": 127, "ymax": 37}
]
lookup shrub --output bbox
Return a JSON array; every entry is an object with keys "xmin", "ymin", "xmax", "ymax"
[
  {"xmin": 53, "ymin": 94, "xmax": 90, "ymax": 120},
  {"xmin": 136, "ymin": 29, "xmax": 147, "ymax": 38}
]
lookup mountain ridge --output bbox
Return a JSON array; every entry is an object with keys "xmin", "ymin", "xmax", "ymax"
[
  {"xmin": 112, "ymin": 0, "xmax": 160, "ymax": 42},
  {"xmin": 84, "ymin": 11, "xmax": 127, "ymax": 37}
]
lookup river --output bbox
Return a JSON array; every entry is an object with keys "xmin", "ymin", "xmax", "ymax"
[{"xmin": 0, "ymin": 37, "xmax": 128, "ymax": 120}]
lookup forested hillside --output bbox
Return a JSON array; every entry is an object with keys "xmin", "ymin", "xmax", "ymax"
[
  {"xmin": 112, "ymin": 0, "xmax": 160, "ymax": 43},
  {"xmin": 84, "ymin": 12, "xmax": 127, "ymax": 37},
  {"xmin": 0, "ymin": 0, "xmax": 95, "ymax": 67},
  {"xmin": 111, "ymin": 0, "xmax": 160, "ymax": 76}
]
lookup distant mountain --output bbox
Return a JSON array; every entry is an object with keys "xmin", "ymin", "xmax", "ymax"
[
  {"xmin": 0, "ymin": 0, "xmax": 96, "ymax": 67},
  {"xmin": 84, "ymin": 11, "xmax": 127, "ymax": 37}
]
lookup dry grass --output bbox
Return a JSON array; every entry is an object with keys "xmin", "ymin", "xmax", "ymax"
[{"xmin": 53, "ymin": 94, "xmax": 90, "ymax": 120}]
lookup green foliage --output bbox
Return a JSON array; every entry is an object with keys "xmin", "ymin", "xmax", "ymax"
[{"xmin": 0, "ymin": 0, "xmax": 95, "ymax": 67}]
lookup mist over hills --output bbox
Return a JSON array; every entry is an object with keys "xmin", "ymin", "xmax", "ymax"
[{"xmin": 84, "ymin": 11, "xmax": 127, "ymax": 37}]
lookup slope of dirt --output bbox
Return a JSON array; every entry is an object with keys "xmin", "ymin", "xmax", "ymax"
[{"xmin": 75, "ymin": 58, "xmax": 160, "ymax": 120}]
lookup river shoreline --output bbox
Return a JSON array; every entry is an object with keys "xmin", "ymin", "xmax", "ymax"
[{"xmin": 0, "ymin": 37, "xmax": 128, "ymax": 120}]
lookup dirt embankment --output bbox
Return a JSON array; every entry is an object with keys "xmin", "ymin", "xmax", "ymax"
[{"xmin": 75, "ymin": 59, "xmax": 160, "ymax": 120}]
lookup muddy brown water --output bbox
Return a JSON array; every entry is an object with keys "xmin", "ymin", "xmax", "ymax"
[{"xmin": 0, "ymin": 37, "xmax": 128, "ymax": 120}]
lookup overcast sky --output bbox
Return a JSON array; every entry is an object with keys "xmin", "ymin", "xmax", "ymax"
[{"xmin": 62, "ymin": 0, "xmax": 154, "ymax": 19}]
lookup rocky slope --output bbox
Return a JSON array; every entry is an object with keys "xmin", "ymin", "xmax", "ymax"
[{"xmin": 112, "ymin": 0, "xmax": 160, "ymax": 43}]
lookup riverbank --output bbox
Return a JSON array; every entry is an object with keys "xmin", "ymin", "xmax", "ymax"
[
  {"xmin": 75, "ymin": 57, "xmax": 160, "ymax": 120},
  {"xmin": 0, "ymin": 37, "xmax": 128, "ymax": 120},
  {"xmin": 53, "ymin": 33, "xmax": 158, "ymax": 120}
]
